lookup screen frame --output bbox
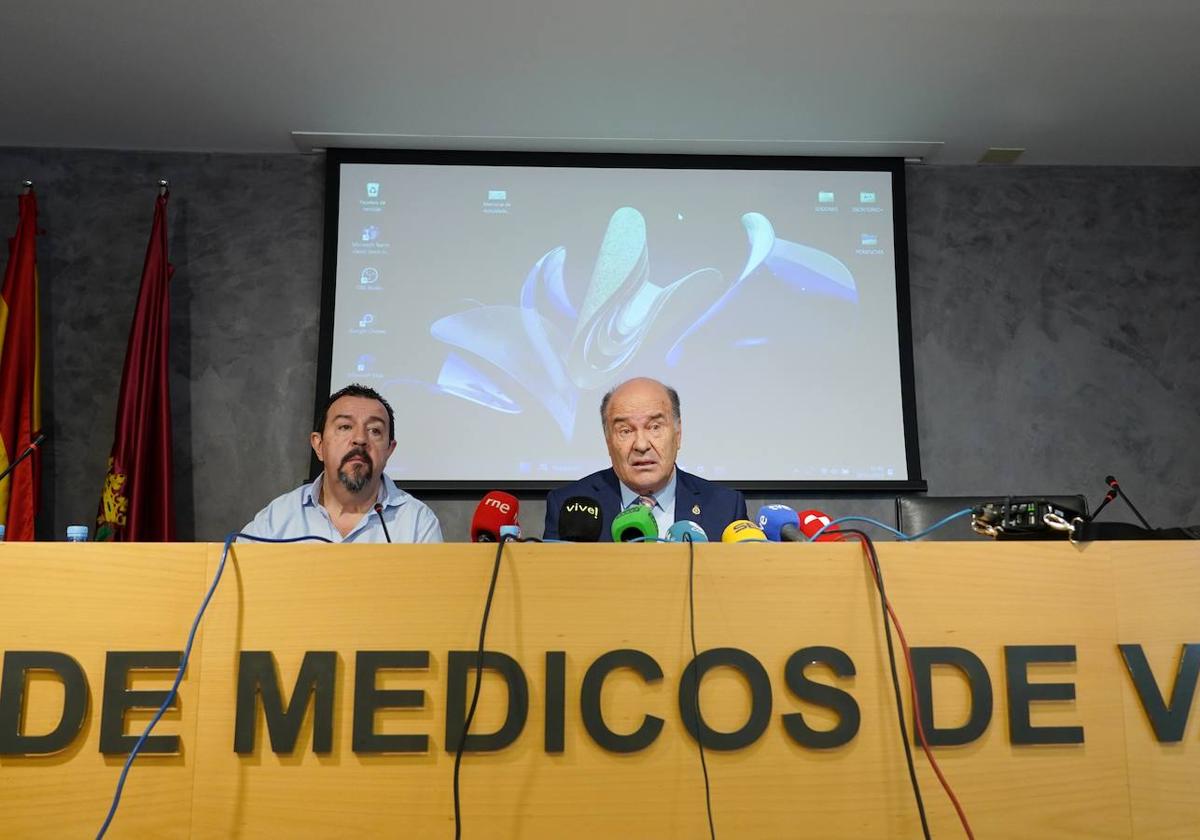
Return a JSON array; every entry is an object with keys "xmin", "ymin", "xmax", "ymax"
[{"xmin": 315, "ymin": 148, "xmax": 926, "ymax": 493}]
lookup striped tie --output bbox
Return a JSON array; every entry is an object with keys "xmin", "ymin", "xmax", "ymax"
[{"xmin": 637, "ymin": 494, "xmax": 658, "ymax": 510}]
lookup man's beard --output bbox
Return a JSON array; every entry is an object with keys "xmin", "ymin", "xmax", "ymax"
[{"xmin": 337, "ymin": 448, "xmax": 373, "ymax": 493}]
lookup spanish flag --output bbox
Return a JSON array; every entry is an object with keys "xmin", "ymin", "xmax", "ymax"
[
  {"xmin": 96, "ymin": 189, "xmax": 175, "ymax": 541},
  {"xmin": 0, "ymin": 189, "xmax": 43, "ymax": 540}
]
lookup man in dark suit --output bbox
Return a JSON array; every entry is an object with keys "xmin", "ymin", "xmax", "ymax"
[{"xmin": 543, "ymin": 377, "xmax": 747, "ymax": 541}]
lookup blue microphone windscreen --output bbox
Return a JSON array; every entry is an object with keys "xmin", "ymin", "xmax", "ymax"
[
  {"xmin": 756, "ymin": 504, "xmax": 800, "ymax": 542},
  {"xmin": 666, "ymin": 520, "xmax": 709, "ymax": 542},
  {"xmin": 499, "ymin": 524, "xmax": 521, "ymax": 541}
]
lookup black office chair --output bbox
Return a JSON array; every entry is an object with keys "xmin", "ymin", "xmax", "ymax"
[{"xmin": 895, "ymin": 495, "xmax": 1090, "ymax": 541}]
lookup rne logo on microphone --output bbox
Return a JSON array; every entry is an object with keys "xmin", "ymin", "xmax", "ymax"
[{"xmin": 485, "ymin": 498, "xmax": 512, "ymax": 514}]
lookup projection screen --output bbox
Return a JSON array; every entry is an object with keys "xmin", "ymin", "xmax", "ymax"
[{"xmin": 317, "ymin": 150, "xmax": 925, "ymax": 491}]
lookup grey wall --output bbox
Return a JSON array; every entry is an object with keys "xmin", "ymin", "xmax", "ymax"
[
  {"xmin": 906, "ymin": 166, "xmax": 1199, "ymax": 525},
  {"xmin": 0, "ymin": 147, "xmax": 1196, "ymax": 541}
]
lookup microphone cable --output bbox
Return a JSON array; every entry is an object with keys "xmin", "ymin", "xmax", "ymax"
[
  {"xmin": 96, "ymin": 532, "xmax": 333, "ymax": 839},
  {"xmin": 834, "ymin": 528, "xmax": 976, "ymax": 840},
  {"xmin": 453, "ymin": 534, "xmax": 513, "ymax": 840},
  {"xmin": 373, "ymin": 502, "xmax": 392, "ymax": 543},
  {"xmin": 804, "ymin": 509, "xmax": 975, "ymax": 543},
  {"xmin": 834, "ymin": 528, "xmax": 931, "ymax": 839},
  {"xmin": 684, "ymin": 533, "xmax": 717, "ymax": 840}
]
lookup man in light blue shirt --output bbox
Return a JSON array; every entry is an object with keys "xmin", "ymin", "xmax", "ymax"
[{"xmin": 241, "ymin": 384, "xmax": 443, "ymax": 543}]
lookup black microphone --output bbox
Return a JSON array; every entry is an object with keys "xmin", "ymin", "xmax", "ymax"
[
  {"xmin": 1089, "ymin": 488, "xmax": 1118, "ymax": 520},
  {"xmin": 1106, "ymin": 475, "xmax": 1153, "ymax": 530},
  {"xmin": 779, "ymin": 523, "xmax": 805, "ymax": 542},
  {"xmin": 0, "ymin": 432, "xmax": 46, "ymax": 484},
  {"xmin": 373, "ymin": 502, "xmax": 392, "ymax": 543},
  {"xmin": 557, "ymin": 495, "xmax": 603, "ymax": 542}
]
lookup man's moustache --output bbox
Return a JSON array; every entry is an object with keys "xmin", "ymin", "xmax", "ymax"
[{"xmin": 341, "ymin": 448, "xmax": 372, "ymax": 468}]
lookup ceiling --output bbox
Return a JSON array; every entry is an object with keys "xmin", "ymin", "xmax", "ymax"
[{"xmin": 3, "ymin": 0, "xmax": 1198, "ymax": 165}]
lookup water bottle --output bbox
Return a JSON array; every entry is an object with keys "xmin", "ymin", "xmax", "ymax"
[
  {"xmin": 66, "ymin": 524, "xmax": 90, "ymax": 542},
  {"xmin": 0, "ymin": 524, "xmax": 5, "ymax": 541}
]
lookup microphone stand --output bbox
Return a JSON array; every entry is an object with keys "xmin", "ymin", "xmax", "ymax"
[
  {"xmin": 0, "ymin": 432, "xmax": 46, "ymax": 484},
  {"xmin": 1107, "ymin": 476, "xmax": 1153, "ymax": 530}
]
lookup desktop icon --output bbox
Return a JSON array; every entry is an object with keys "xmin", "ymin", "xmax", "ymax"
[
  {"xmin": 366, "ymin": 182, "xmax": 380, "ymax": 198},
  {"xmin": 818, "ymin": 191, "xmax": 835, "ymax": 204},
  {"xmin": 360, "ymin": 267, "xmax": 379, "ymax": 285},
  {"xmin": 359, "ymin": 314, "xmax": 374, "ymax": 328},
  {"xmin": 488, "ymin": 189, "xmax": 507, "ymax": 201},
  {"xmin": 859, "ymin": 191, "xmax": 876, "ymax": 204},
  {"xmin": 861, "ymin": 233, "xmax": 878, "ymax": 246},
  {"xmin": 361, "ymin": 225, "xmax": 379, "ymax": 242}
]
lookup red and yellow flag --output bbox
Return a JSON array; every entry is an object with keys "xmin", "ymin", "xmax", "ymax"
[
  {"xmin": 96, "ymin": 190, "xmax": 175, "ymax": 541},
  {"xmin": 0, "ymin": 190, "xmax": 43, "ymax": 540}
]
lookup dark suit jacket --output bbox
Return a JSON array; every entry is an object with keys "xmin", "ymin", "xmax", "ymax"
[{"xmin": 543, "ymin": 467, "xmax": 747, "ymax": 541}]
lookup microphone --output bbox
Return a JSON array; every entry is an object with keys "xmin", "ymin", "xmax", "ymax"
[
  {"xmin": 611, "ymin": 505, "xmax": 657, "ymax": 542},
  {"xmin": 779, "ymin": 522, "xmax": 805, "ymax": 542},
  {"xmin": 799, "ymin": 509, "xmax": 843, "ymax": 542},
  {"xmin": 499, "ymin": 524, "xmax": 521, "ymax": 542},
  {"xmin": 557, "ymin": 495, "xmax": 603, "ymax": 542},
  {"xmin": 756, "ymin": 504, "xmax": 800, "ymax": 542},
  {"xmin": 1106, "ymin": 475, "xmax": 1154, "ymax": 530},
  {"xmin": 666, "ymin": 520, "xmax": 708, "ymax": 542},
  {"xmin": 470, "ymin": 491, "xmax": 520, "ymax": 542},
  {"xmin": 1090, "ymin": 487, "xmax": 1118, "ymax": 520},
  {"xmin": 721, "ymin": 519, "xmax": 767, "ymax": 542},
  {"xmin": 0, "ymin": 432, "xmax": 46, "ymax": 484},
  {"xmin": 372, "ymin": 502, "xmax": 392, "ymax": 543}
]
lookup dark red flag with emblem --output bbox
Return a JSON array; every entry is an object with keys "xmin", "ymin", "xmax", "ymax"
[
  {"xmin": 0, "ymin": 189, "xmax": 43, "ymax": 541},
  {"xmin": 96, "ymin": 190, "xmax": 175, "ymax": 541}
]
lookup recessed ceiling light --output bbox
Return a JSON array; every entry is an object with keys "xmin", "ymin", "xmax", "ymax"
[{"xmin": 979, "ymin": 147, "xmax": 1025, "ymax": 164}]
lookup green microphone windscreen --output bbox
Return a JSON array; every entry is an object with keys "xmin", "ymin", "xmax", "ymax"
[{"xmin": 611, "ymin": 505, "xmax": 657, "ymax": 542}]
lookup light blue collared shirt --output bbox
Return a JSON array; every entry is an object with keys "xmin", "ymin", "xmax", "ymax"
[
  {"xmin": 240, "ymin": 475, "xmax": 443, "ymax": 544},
  {"xmin": 618, "ymin": 469, "xmax": 677, "ymax": 540}
]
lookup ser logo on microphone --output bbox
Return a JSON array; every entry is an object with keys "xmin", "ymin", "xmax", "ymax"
[
  {"xmin": 485, "ymin": 497, "xmax": 513, "ymax": 514},
  {"xmin": 565, "ymin": 501, "xmax": 599, "ymax": 518}
]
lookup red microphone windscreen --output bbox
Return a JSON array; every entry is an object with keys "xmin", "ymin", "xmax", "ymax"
[
  {"xmin": 470, "ymin": 491, "xmax": 520, "ymax": 542},
  {"xmin": 798, "ymin": 509, "xmax": 842, "ymax": 542}
]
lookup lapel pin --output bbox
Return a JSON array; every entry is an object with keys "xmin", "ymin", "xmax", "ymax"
[{"xmin": 692, "ymin": 504, "xmax": 701, "ymax": 515}]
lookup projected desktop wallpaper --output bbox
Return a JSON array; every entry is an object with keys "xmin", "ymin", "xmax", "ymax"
[{"xmin": 330, "ymin": 161, "xmax": 908, "ymax": 484}]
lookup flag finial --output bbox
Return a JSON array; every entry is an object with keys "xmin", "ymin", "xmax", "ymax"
[
  {"xmin": 157, "ymin": 179, "xmax": 169, "ymax": 197},
  {"xmin": 21, "ymin": 180, "xmax": 32, "ymax": 194}
]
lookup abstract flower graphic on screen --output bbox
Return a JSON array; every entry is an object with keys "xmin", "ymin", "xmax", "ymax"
[{"xmin": 394, "ymin": 207, "xmax": 857, "ymax": 441}]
